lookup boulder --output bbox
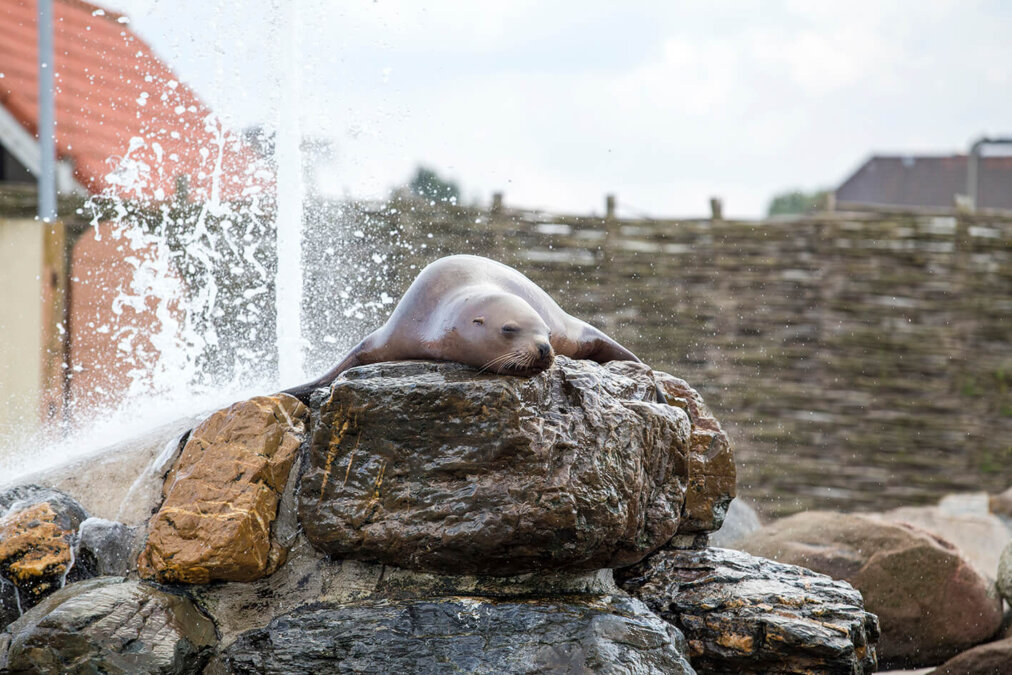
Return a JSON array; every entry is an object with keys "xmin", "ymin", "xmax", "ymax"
[
  {"xmin": 999, "ymin": 542, "xmax": 1012, "ymax": 605},
  {"xmin": 876, "ymin": 504, "xmax": 1011, "ymax": 580},
  {"xmin": 991, "ymin": 486, "xmax": 1012, "ymax": 531},
  {"xmin": 617, "ymin": 546, "xmax": 879, "ymax": 673},
  {"xmin": 299, "ymin": 358, "xmax": 706, "ymax": 575},
  {"xmin": 708, "ymin": 497, "xmax": 762, "ymax": 549},
  {"xmin": 926, "ymin": 636, "xmax": 1012, "ymax": 674},
  {"xmin": 654, "ymin": 372, "xmax": 736, "ymax": 534},
  {"xmin": 0, "ymin": 576, "xmax": 216, "ymax": 674},
  {"xmin": 0, "ymin": 415, "xmax": 201, "ymax": 526},
  {"xmin": 740, "ymin": 511, "xmax": 1004, "ymax": 668},
  {"xmin": 77, "ymin": 518, "xmax": 138, "ymax": 577},
  {"xmin": 0, "ymin": 486, "xmax": 90, "ymax": 610},
  {"xmin": 223, "ymin": 594, "xmax": 694, "ymax": 674},
  {"xmin": 137, "ymin": 394, "xmax": 309, "ymax": 584}
]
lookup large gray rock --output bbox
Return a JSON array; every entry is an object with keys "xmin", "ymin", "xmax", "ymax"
[
  {"xmin": 77, "ymin": 518, "xmax": 138, "ymax": 577},
  {"xmin": 299, "ymin": 358, "xmax": 716, "ymax": 575},
  {"xmin": 617, "ymin": 546, "xmax": 879, "ymax": 673},
  {"xmin": 999, "ymin": 541, "xmax": 1012, "ymax": 605},
  {"xmin": 224, "ymin": 594, "xmax": 694, "ymax": 674},
  {"xmin": 708, "ymin": 497, "xmax": 762, "ymax": 549},
  {"xmin": 740, "ymin": 511, "xmax": 1004, "ymax": 669},
  {"xmin": 0, "ymin": 576, "xmax": 216, "ymax": 674}
]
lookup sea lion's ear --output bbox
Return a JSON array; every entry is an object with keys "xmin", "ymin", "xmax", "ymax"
[{"xmin": 472, "ymin": 317, "xmax": 485, "ymax": 326}]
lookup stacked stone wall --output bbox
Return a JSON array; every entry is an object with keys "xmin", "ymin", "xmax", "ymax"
[{"xmin": 315, "ymin": 203, "xmax": 1012, "ymax": 517}]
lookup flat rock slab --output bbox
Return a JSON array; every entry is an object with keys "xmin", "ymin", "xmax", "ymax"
[
  {"xmin": 618, "ymin": 546, "xmax": 879, "ymax": 674},
  {"xmin": 299, "ymin": 358, "xmax": 695, "ymax": 575},
  {"xmin": 0, "ymin": 576, "xmax": 216, "ymax": 674},
  {"xmin": 740, "ymin": 511, "xmax": 1004, "ymax": 669},
  {"xmin": 138, "ymin": 394, "xmax": 309, "ymax": 584},
  {"xmin": 224, "ymin": 594, "xmax": 694, "ymax": 674}
]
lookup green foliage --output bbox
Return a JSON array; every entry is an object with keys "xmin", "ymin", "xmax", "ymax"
[
  {"xmin": 408, "ymin": 166, "xmax": 460, "ymax": 203},
  {"xmin": 767, "ymin": 189, "xmax": 831, "ymax": 216}
]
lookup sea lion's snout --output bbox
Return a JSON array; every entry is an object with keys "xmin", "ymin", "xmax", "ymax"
[{"xmin": 537, "ymin": 341, "xmax": 552, "ymax": 360}]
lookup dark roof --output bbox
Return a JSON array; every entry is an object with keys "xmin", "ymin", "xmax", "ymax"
[
  {"xmin": 835, "ymin": 155, "xmax": 1012, "ymax": 211},
  {"xmin": 0, "ymin": 0, "xmax": 267, "ymax": 200}
]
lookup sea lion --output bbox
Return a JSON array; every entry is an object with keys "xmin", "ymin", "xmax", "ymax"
[{"xmin": 285, "ymin": 254, "xmax": 656, "ymax": 402}]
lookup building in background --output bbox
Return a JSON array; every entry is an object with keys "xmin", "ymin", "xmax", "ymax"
[
  {"xmin": 836, "ymin": 139, "xmax": 1012, "ymax": 213},
  {"xmin": 0, "ymin": 0, "xmax": 260, "ymax": 434}
]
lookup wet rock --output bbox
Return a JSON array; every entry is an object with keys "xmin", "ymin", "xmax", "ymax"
[
  {"xmin": 224, "ymin": 594, "xmax": 694, "ymax": 674},
  {"xmin": 1, "ymin": 576, "xmax": 19, "ymax": 631},
  {"xmin": 617, "ymin": 546, "xmax": 879, "ymax": 673},
  {"xmin": 0, "ymin": 576, "xmax": 216, "ymax": 674},
  {"xmin": 926, "ymin": 636, "xmax": 1012, "ymax": 674},
  {"xmin": 655, "ymin": 372, "xmax": 736, "ymax": 534},
  {"xmin": 998, "ymin": 542, "xmax": 1012, "ymax": 605},
  {"xmin": 0, "ymin": 416, "xmax": 201, "ymax": 526},
  {"xmin": 708, "ymin": 497, "xmax": 762, "ymax": 549},
  {"xmin": 138, "ymin": 394, "xmax": 309, "ymax": 584},
  {"xmin": 77, "ymin": 518, "xmax": 138, "ymax": 577},
  {"xmin": 299, "ymin": 358, "xmax": 698, "ymax": 575},
  {"xmin": 0, "ymin": 486, "xmax": 90, "ymax": 610},
  {"xmin": 740, "ymin": 511, "xmax": 1004, "ymax": 668}
]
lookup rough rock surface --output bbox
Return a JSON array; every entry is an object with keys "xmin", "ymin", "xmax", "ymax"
[
  {"xmin": 709, "ymin": 497, "xmax": 762, "ymax": 549},
  {"xmin": 740, "ymin": 511, "xmax": 1004, "ymax": 668},
  {"xmin": 0, "ymin": 576, "xmax": 216, "ymax": 674},
  {"xmin": 655, "ymin": 372, "xmax": 736, "ymax": 534},
  {"xmin": 0, "ymin": 416, "xmax": 201, "ymax": 526},
  {"xmin": 926, "ymin": 636, "xmax": 1012, "ymax": 674},
  {"xmin": 878, "ymin": 503, "xmax": 1011, "ymax": 579},
  {"xmin": 999, "ymin": 542, "xmax": 1012, "ymax": 605},
  {"xmin": 300, "ymin": 358, "xmax": 701, "ymax": 574},
  {"xmin": 617, "ymin": 546, "xmax": 879, "ymax": 673},
  {"xmin": 0, "ymin": 486, "xmax": 90, "ymax": 610},
  {"xmin": 77, "ymin": 518, "xmax": 138, "ymax": 577},
  {"xmin": 224, "ymin": 594, "xmax": 694, "ymax": 674},
  {"xmin": 138, "ymin": 394, "xmax": 309, "ymax": 584}
]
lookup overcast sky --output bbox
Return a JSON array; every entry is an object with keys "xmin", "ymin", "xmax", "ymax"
[{"xmin": 105, "ymin": 0, "xmax": 1012, "ymax": 218}]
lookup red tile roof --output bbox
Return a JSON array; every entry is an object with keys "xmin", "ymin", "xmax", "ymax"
[{"xmin": 0, "ymin": 0, "xmax": 268, "ymax": 201}]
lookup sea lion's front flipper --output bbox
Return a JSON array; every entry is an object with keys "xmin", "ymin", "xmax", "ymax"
[
  {"xmin": 281, "ymin": 340, "xmax": 367, "ymax": 404},
  {"xmin": 573, "ymin": 323, "xmax": 666, "ymax": 404}
]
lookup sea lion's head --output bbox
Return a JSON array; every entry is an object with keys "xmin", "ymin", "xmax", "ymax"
[{"xmin": 460, "ymin": 292, "xmax": 554, "ymax": 375}]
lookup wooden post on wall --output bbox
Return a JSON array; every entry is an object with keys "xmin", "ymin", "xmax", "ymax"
[{"xmin": 39, "ymin": 220, "xmax": 70, "ymax": 431}]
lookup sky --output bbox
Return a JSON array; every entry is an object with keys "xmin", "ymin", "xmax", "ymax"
[{"xmin": 104, "ymin": 0, "xmax": 1012, "ymax": 218}]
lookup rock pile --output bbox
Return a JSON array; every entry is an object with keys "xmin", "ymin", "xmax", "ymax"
[
  {"xmin": 740, "ymin": 509, "xmax": 1007, "ymax": 670},
  {"xmin": 1, "ymin": 357, "xmax": 879, "ymax": 673}
]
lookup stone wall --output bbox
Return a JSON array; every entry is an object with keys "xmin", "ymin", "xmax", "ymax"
[{"xmin": 306, "ymin": 201, "xmax": 1012, "ymax": 517}]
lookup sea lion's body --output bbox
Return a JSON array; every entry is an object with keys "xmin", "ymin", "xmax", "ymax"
[{"xmin": 285, "ymin": 254, "xmax": 643, "ymax": 402}]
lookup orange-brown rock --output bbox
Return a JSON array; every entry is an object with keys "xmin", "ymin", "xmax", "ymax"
[
  {"xmin": 656, "ymin": 372, "xmax": 736, "ymax": 533},
  {"xmin": 138, "ymin": 394, "xmax": 309, "ymax": 584},
  {"xmin": 0, "ymin": 487, "xmax": 88, "ymax": 609}
]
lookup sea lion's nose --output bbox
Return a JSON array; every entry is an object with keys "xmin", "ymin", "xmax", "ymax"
[{"xmin": 537, "ymin": 342, "xmax": 552, "ymax": 360}]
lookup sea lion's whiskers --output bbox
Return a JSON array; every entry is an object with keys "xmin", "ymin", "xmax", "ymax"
[{"xmin": 479, "ymin": 352, "xmax": 515, "ymax": 374}]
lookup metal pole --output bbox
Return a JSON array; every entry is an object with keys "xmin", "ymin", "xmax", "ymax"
[{"xmin": 37, "ymin": 0, "xmax": 57, "ymax": 222}]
